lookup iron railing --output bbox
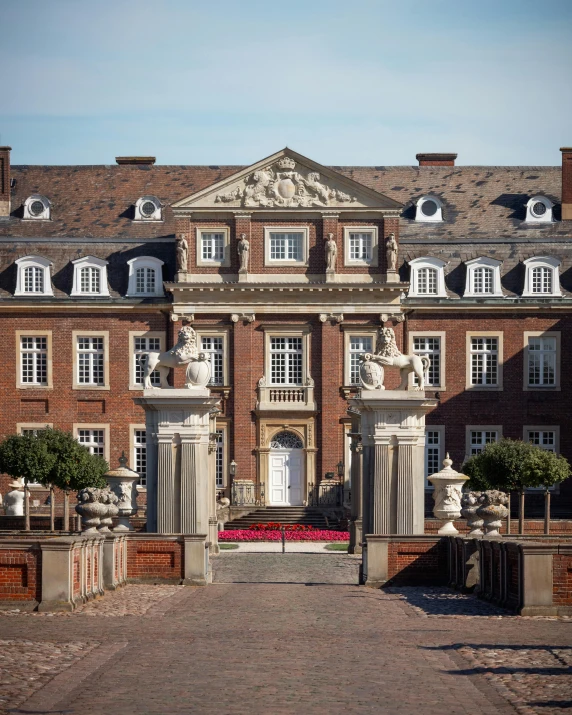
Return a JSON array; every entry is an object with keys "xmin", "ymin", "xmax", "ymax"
[
  {"xmin": 308, "ymin": 481, "xmax": 344, "ymax": 507},
  {"xmin": 231, "ymin": 481, "xmax": 265, "ymax": 506}
]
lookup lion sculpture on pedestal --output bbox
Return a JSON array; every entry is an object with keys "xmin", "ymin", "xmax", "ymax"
[
  {"xmin": 141, "ymin": 325, "xmax": 211, "ymax": 389},
  {"xmin": 360, "ymin": 327, "xmax": 430, "ymax": 391}
]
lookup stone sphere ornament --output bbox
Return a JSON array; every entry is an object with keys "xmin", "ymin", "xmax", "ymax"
[{"xmin": 428, "ymin": 454, "xmax": 469, "ymax": 535}]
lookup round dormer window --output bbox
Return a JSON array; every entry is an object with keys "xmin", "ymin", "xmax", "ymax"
[
  {"xmin": 531, "ymin": 201, "xmax": 547, "ymax": 217},
  {"xmin": 420, "ymin": 198, "xmax": 438, "ymax": 217},
  {"xmin": 29, "ymin": 200, "xmax": 45, "ymax": 217},
  {"xmin": 141, "ymin": 200, "xmax": 157, "ymax": 217}
]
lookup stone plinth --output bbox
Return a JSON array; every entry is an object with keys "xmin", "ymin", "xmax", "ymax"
[
  {"xmin": 349, "ymin": 390, "xmax": 437, "ymax": 539},
  {"xmin": 135, "ymin": 389, "xmax": 220, "ymax": 536}
]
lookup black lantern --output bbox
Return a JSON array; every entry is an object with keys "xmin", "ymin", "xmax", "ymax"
[{"xmin": 337, "ymin": 460, "xmax": 345, "ymax": 478}]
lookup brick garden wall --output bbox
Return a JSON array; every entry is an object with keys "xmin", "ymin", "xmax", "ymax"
[
  {"xmin": 126, "ymin": 538, "xmax": 183, "ymax": 582},
  {"xmin": 0, "ymin": 544, "xmax": 41, "ymax": 602}
]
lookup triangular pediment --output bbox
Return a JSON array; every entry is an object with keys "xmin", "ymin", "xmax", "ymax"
[{"xmin": 172, "ymin": 148, "xmax": 403, "ymax": 211}]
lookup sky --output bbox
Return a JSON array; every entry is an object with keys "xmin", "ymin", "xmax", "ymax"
[{"xmin": 1, "ymin": 0, "xmax": 571, "ymax": 167}]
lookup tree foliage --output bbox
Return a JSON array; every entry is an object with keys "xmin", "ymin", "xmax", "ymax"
[
  {"xmin": 0, "ymin": 433, "xmax": 54, "ymax": 485},
  {"xmin": 463, "ymin": 438, "xmax": 570, "ymax": 492}
]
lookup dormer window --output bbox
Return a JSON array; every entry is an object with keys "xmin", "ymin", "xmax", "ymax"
[
  {"xmin": 71, "ymin": 256, "xmax": 110, "ymax": 297},
  {"xmin": 23, "ymin": 194, "xmax": 50, "ymax": 221},
  {"xmin": 408, "ymin": 257, "xmax": 448, "ymax": 298},
  {"xmin": 525, "ymin": 196, "xmax": 554, "ymax": 223},
  {"xmin": 126, "ymin": 256, "xmax": 164, "ymax": 297},
  {"xmin": 415, "ymin": 195, "xmax": 443, "ymax": 223},
  {"xmin": 464, "ymin": 257, "xmax": 503, "ymax": 298},
  {"xmin": 134, "ymin": 196, "xmax": 162, "ymax": 222},
  {"xmin": 15, "ymin": 256, "xmax": 54, "ymax": 296},
  {"xmin": 522, "ymin": 256, "xmax": 561, "ymax": 297}
]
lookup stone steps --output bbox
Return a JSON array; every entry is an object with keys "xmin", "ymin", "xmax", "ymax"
[{"xmin": 226, "ymin": 507, "xmax": 335, "ymax": 530}]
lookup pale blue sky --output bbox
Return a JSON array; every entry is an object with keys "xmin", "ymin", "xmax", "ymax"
[{"xmin": 1, "ymin": 0, "xmax": 571, "ymax": 166}]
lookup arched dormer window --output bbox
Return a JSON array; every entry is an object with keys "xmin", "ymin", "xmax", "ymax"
[
  {"xmin": 525, "ymin": 196, "xmax": 554, "ymax": 223},
  {"xmin": 415, "ymin": 195, "xmax": 443, "ymax": 223},
  {"xmin": 71, "ymin": 256, "xmax": 110, "ymax": 297},
  {"xmin": 126, "ymin": 256, "xmax": 164, "ymax": 297},
  {"xmin": 23, "ymin": 194, "xmax": 51, "ymax": 221},
  {"xmin": 408, "ymin": 257, "xmax": 448, "ymax": 298},
  {"xmin": 522, "ymin": 256, "xmax": 561, "ymax": 297},
  {"xmin": 464, "ymin": 257, "xmax": 504, "ymax": 298},
  {"xmin": 133, "ymin": 196, "xmax": 163, "ymax": 222},
  {"xmin": 14, "ymin": 256, "xmax": 54, "ymax": 296}
]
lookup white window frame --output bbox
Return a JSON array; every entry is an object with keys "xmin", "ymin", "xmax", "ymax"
[
  {"xmin": 408, "ymin": 257, "xmax": 448, "ymax": 298},
  {"xmin": 525, "ymin": 195, "xmax": 554, "ymax": 224},
  {"xmin": 16, "ymin": 330, "xmax": 53, "ymax": 389},
  {"xmin": 408, "ymin": 331, "xmax": 446, "ymax": 390},
  {"xmin": 196, "ymin": 329, "xmax": 229, "ymax": 387},
  {"xmin": 466, "ymin": 332, "xmax": 503, "ymax": 391},
  {"xmin": 463, "ymin": 257, "xmax": 504, "ymax": 298},
  {"xmin": 129, "ymin": 330, "xmax": 166, "ymax": 390},
  {"xmin": 522, "ymin": 256, "xmax": 561, "ymax": 298},
  {"xmin": 133, "ymin": 195, "xmax": 163, "ymax": 222},
  {"xmin": 264, "ymin": 227, "xmax": 309, "ymax": 267},
  {"xmin": 71, "ymin": 256, "xmax": 110, "ymax": 297},
  {"xmin": 523, "ymin": 331, "xmax": 560, "ymax": 391},
  {"xmin": 425, "ymin": 425, "xmax": 445, "ymax": 488},
  {"xmin": 73, "ymin": 331, "xmax": 110, "ymax": 390},
  {"xmin": 14, "ymin": 256, "xmax": 54, "ymax": 297},
  {"xmin": 130, "ymin": 424, "xmax": 148, "ymax": 488},
  {"xmin": 343, "ymin": 226, "xmax": 379, "ymax": 267},
  {"xmin": 23, "ymin": 194, "xmax": 51, "ymax": 221},
  {"xmin": 263, "ymin": 326, "xmax": 311, "ymax": 387},
  {"xmin": 465, "ymin": 425, "xmax": 502, "ymax": 460},
  {"xmin": 344, "ymin": 331, "xmax": 377, "ymax": 387},
  {"xmin": 195, "ymin": 227, "xmax": 231, "ymax": 267},
  {"xmin": 73, "ymin": 423, "xmax": 110, "ymax": 462},
  {"xmin": 415, "ymin": 195, "xmax": 443, "ymax": 223},
  {"xmin": 214, "ymin": 422, "xmax": 229, "ymax": 489},
  {"xmin": 126, "ymin": 256, "xmax": 164, "ymax": 297}
]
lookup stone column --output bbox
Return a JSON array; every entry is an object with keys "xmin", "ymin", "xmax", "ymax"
[
  {"xmin": 373, "ymin": 438, "xmax": 392, "ymax": 534},
  {"xmin": 157, "ymin": 436, "xmax": 175, "ymax": 533},
  {"xmin": 348, "ymin": 417, "xmax": 363, "ymax": 554},
  {"xmin": 396, "ymin": 438, "xmax": 416, "ymax": 534},
  {"xmin": 180, "ymin": 440, "xmax": 199, "ymax": 533}
]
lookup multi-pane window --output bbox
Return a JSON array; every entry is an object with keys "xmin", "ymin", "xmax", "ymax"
[
  {"xmin": 77, "ymin": 429, "xmax": 105, "ymax": 457},
  {"xmin": 79, "ymin": 267, "xmax": 101, "ymax": 294},
  {"xmin": 23, "ymin": 266, "xmax": 44, "ymax": 293},
  {"xmin": 201, "ymin": 336, "xmax": 224, "ymax": 386},
  {"xmin": 470, "ymin": 337, "xmax": 499, "ymax": 386},
  {"xmin": 201, "ymin": 232, "xmax": 225, "ymax": 262},
  {"xmin": 77, "ymin": 337, "xmax": 105, "ymax": 385},
  {"xmin": 349, "ymin": 336, "xmax": 373, "ymax": 386},
  {"xmin": 269, "ymin": 233, "xmax": 303, "ymax": 262},
  {"xmin": 20, "ymin": 336, "xmax": 47, "ymax": 386},
  {"xmin": 470, "ymin": 430, "xmax": 498, "ymax": 455},
  {"xmin": 531, "ymin": 266, "xmax": 552, "ymax": 294},
  {"xmin": 413, "ymin": 337, "xmax": 441, "ymax": 387},
  {"xmin": 426, "ymin": 430, "xmax": 442, "ymax": 480},
  {"xmin": 528, "ymin": 336, "xmax": 556, "ymax": 386},
  {"xmin": 270, "ymin": 337, "xmax": 303, "ymax": 385},
  {"xmin": 133, "ymin": 429, "xmax": 147, "ymax": 486},
  {"xmin": 215, "ymin": 429, "xmax": 224, "ymax": 488},
  {"xmin": 135, "ymin": 267, "xmax": 156, "ymax": 294},
  {"xmin": 348, "ymin": 232, "xmax": 372, "ymax": 262},
  {"xmin": 417, "ymin": 267, "xmax": 438, "ymax": 295},
  {"xmin": 527, "ymin": 430, "xmax": 556, "ymax": 452},
  {"xmin": 134, "ymin": 337, "xmax": 161, "ymax": 387},
  {"xmin": 472, "ymin": 267, "xmax": 493, "ymax": 294}
]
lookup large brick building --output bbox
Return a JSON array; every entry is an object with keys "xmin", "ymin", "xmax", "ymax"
[{"xmin": 1, "ymin": 145, "xmax": 571, "ymax": 516}]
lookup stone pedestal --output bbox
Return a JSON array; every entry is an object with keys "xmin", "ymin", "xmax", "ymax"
[
  {"xmin": 135, "ymin": 389, "xmax": 220, "ymax": 536},
  {"xmin": 349, "ymin": 390, "xmax": 437, "ymax": 538}
]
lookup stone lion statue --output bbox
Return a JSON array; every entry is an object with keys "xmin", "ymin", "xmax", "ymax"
[
  {"xmin": 360, "ymin": 327, "xmax": 430, "ymax": 391},
  {"xmin": 141, "ymin": 325, "xmax": 211, "ymax": 389}
]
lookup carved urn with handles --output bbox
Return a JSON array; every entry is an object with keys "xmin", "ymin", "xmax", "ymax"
[{"xmin": 428, "ymin": 454, "xmax": 469, "ymax": 535}]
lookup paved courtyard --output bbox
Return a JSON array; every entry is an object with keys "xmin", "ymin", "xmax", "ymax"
[{"xmin": 0, "ymin": 553, "xmax": 570, "ymax": 715}]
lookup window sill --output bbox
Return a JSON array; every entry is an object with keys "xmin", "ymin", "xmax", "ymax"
[
  {"xmin": 17, "ymin": 384, "xmax": 52, "ymax": 390},
  {"xmin": 465, "ymin": 386, "xmax": 503, "ymax": 392},
  {"xmin": 524, "ymin": 385, "xmax": 561, "ymax": 391},
  {"xmin": 264, "ymin": 262, "xmax": 308, "ymax": 268},
  {"xmin": 72, "ymin": 385, "xmax": 111, "ymax": 391}
]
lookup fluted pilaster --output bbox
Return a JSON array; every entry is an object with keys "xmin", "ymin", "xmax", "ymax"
[
  {"xmin": 397, "ymin": 442, "xmax": 415, "ymax": 534},
  {"xmin": 180, "ymin": 441, "xmax": 199, "ymax": 534},
  {"xmin": 157, "ymin": 439, "xmax": 174, "ymax": 533},
  {"xmin": 373, "ymin": 443, "xmax": 392, "ymax": 534}
]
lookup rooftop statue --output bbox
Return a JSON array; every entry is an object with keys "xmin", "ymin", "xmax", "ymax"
[
  {"xmin": 359, "ymin": 326, "xmax": 430, "ymax": 391},
  {"xmin": 141, "ymin": 325, "xmax": 211, "ymax": 389}
]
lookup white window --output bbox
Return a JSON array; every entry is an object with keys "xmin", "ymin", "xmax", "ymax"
[
  {"xmin": 14, "ymin": 256, "xmax": 54, "ymax": 297},
  {"xmin": 71, "ymin": 256, "xmax": 110, "ymax": 297},
  {"xmin": 77, "ymin": 429, "xmax": 105, "ymax": 457},
  {"xmin": 133, "ymin": 429, "xmax": 147, "ymax": 486},
  {"xmin": 415, "ymin": 195, "xmax": 443, "ymax": 223},
  {"xmin": 425, "ymin": 428, "xmax": 444, "ymax": 483},
  {"xmin": 23, "ymin": 194, "xmax": 50, "ymax": 221},
  {"xmin": 77, "ymin": 336, "xmax": 105, "ymax": 386},
  {"xmin": 528, "ymin": 336, "xmax": 556, "ymax": 387},
  {"xmin": 463, "ymin": 257, "xmax": 504, "ymax": 298},
  {"xmin": 215, "ymin": 429, "xmax": 224, "ymax": 489},
  {"xmin": 133, "ymin": 196, "xmax": 162, "ymax": 222},
  {"xmin": 348, "ymin": 336, "xmax": 373, "ymax": 386},
  {"xmin": 408, "ymin": 257, "xmax": 448, "ymax": 298},
  {"xmin": 527, "ymin": 430, "xmax": 556, "ymax": 452},
  {"xmin": 126, "ymin": 257, "xmax": 164, "ymax": 297},
  {"xmin": 525, "ymin": 195, "xmax": 554, "ymax": 223},
  {"xmin": 134, "ymin": 336, "xmax": 161, "ymax": 387},
  {"xmin": 470, "ymin": 337, "xmax": 499, "ymax": 387},
  {"xmin": 264, "ymin": 227, "xmax": 309, "ymax": 266},
  {"xmin": 270, "ymin": 337, "xmax": 303, "ymax": 385},
  {"xmin": 201, "ymin": 336, "xmax": 224, "ymax": 386},
  {"xmin": 343, "ymin": 227, "xmax": 378, "ymax": 266},
  {"xmin": 413, "ymin": 337, "xmax": 441, "ymax": 387},
  {"xmin": 202, "ymin": 233, "xmax": 225, "ymax": 262},
  {"xmin": 20, "ymin": 336, "xmax": 48, "ymax": 386},
  {"xmin": 468, "ymin": 429, "xmax": 499, "ymax": 456},
  {"xmin": 522, "ymin": 257, "xmax": 561, "ymax": 298}
]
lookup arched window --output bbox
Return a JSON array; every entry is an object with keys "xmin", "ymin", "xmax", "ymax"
[
  {"xmin": 415, "ymin": 195, "xmax": 443, "ymax": 223},
  {"xmin": 133, "ymin": 196, "xmax": 162, "ymax": 222},
  {"xmin": 463, "ymin": 257, "xmax": 503, "ymax": 298},
  {"xmin": 531, "ymin": 266, "xmax": 552, "ymax": 294},
  {"xmin": 270, "ymin": 431, "xmax": 303, "ymax": 449},
  {"xmin": 126, "ymin": 257, "xmax": 164, "ymax": 297},
  {"xmin": 522, "ymin": 257, "xmax": 561, "ymax": 298},
  {"xmin": 23, "ymin": 195, "xmax": 51, "ymax": 220},
  {"xmin": 14, "ymin": 256, "xmax": 54, "ymax": 296},
  {"xmin": 525, "ymin": 196, "xmax": 554, "ymax": 223},
  {"xmin": 71, "ymin": 256, "xmax": 110, "ymax": 297},
  {"xmin": 408, "ymin": 257, "xmax": 448, "ymax": 298}
]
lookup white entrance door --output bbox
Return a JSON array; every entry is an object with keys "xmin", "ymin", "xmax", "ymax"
[{"xmin": 269, "ymin": 450, "xmax": 303, "ymax": 506}]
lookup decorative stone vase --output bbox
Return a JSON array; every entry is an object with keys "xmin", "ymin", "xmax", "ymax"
[
  {"xmin": 98, "ymin": 490, "xmax": 119, "ymax": 533},
  {"xmin": 76, "ymin": 488, "xmax": 109, "ymax": 534},
  {"xmin": 185, "ymin": 356, "xmax": 211, "ymax": 388},
  {"xmin": 105, "ymin": 454, "xmax": 140, "ymax": 532},
  {"xmin": 476, "ymin": 490, "xmax": 509, "ymax": 537},
  {"xmin": 461, "ymin": 491, "xmax": 484, "ymax": 536},
  {"xmin": 428, "ymin": 454, "xmax": 469, "ymax": 535}
]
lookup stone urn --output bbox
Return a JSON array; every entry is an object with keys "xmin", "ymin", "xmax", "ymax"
[
  {"xmin": 4, "ymin": 479, "xmax": 25, "ymax": 516},
  {"xmin": 461, "ymin": 491, "xmax": 484, "ymax": 536},
  {"xmin": 185, "ymin": 355, "xmax": 211, "ymax": 388},
  {"xmin": 97, "ymin": 489, "xmax": 119, "ymax": 533},
  {"xmin": 476, "ymin": 490, "xmax": 509, "ymax": 537},
  {"xmin": 428, "ymin": 454, "xmax": 469, "ymax": 535},
  {"xmin": 76, "ymin": 488, "xmax": 109, "ymax": 533},
  {"xmin": 105, "ymin": 453, "xmax": 139, "ymax": 532}
]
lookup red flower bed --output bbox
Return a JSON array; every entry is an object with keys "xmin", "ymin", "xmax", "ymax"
[
  {"xmin": 248, "ymin": 523, "xmax": 314, "ymax": 531},
  {"xmin": 219, "ymin": 529, "xmax": 350, "ymax": 542}
]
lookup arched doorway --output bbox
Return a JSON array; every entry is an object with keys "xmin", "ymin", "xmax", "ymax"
[{"xmin": 268, "ymin": 431, "xmax": 304, "ymax": 506}]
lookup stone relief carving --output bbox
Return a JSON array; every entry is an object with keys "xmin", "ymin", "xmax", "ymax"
[
  {"xmin": 325, "ymin": 233, "xmax": 337, "ymax": 272},
  {"xmin": 386, "ymin": 232, "xmax": 398, "ymax": 272},
  {"xmin": 231, "ymin": 313, "xmax": 256, "ymax": 323},
  {"xmin": 215, "ymin": 157, "xmax": 357, "ymax": 208},
  {"xmin": 319, "ymin": 313, "xmax": 344, "ymax": 324},
  {"xmin": 176, "ymin": 234, "xmax": 188, "ymax": 272},
  {"xmin": 359, "ymin": 327, "xmax": 430, "ymax": 391},
  {"xmin": 237, "ymin": 233, "xmax": 250, "ymax": 272},
  {"xmin": 140, "ymin": 325, "xmax": 211, "ymax": 389}
]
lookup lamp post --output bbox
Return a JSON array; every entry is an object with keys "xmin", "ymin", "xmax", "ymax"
[{"xmin": 337, "ymin": 460, "xmax": 345, "ymax": 478}]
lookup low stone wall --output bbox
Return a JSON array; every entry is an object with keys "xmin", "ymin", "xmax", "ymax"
[
  {"xmin": 363, "ymin": 535, "xmax": 449, "ymax": 588},
  {"xmin": 424, "ymin": 518, "xmax": 572, "ymax": 535}
]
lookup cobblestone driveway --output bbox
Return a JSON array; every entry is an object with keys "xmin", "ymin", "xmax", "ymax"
[{"xmin": 0, "ymin": 553, "xmax": 570, "ymax": 715}]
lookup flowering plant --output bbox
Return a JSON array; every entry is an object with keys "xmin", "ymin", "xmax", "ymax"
[
  {"xmin": 219, "ymin": 529, "xmax": 350, "ymax": 542},
  {"xmin": 248, "ymin": 523, "xmax": 314, "ymax": 531}
]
